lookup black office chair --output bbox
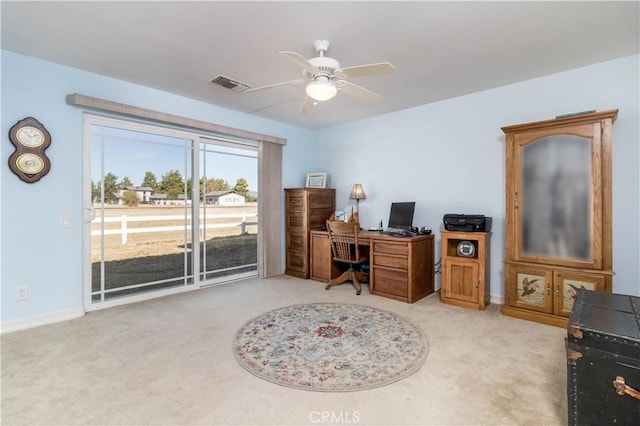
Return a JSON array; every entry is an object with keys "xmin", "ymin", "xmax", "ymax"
[{"xmin": 325, "ymin": 220, "xmax": 368, "ymax": 295}]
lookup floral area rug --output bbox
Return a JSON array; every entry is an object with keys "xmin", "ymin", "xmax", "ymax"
[{"xmin": 232, "ymin": 303, "xmax": 429, "ymax": 392}]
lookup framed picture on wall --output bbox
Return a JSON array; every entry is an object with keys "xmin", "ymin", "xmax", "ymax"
[{"xmin": 305, "ymin": 172, "xmax": 327, "ymax": 188}]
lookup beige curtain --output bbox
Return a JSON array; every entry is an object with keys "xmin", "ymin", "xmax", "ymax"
[{"xmin": 258, "ymin": 142, "xmax": 283, "ymax": 277}]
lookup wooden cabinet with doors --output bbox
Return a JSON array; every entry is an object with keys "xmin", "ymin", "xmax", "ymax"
[
  {"xmin": 440, "ymin": 231, "xmax": 491, "ymax": 310},
  {"xmin": 505, "ymin": 264, "xmax": 606, "ymax": 321},
  {"xmin": 502, "ymin": 110, "xmax": 617, "ymax": 327},
  {"xmin": 285, "ymin": 188, "xmax": 335, "ymax": 278}
]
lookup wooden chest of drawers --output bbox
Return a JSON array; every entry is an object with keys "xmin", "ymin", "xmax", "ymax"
[
  {"xmin": 284, "ymin": 188, "xmax": 335, "ymax": 278},
  {"xmin": 370, "ymin": 234, "xmax": 434, "ymax": 303}
]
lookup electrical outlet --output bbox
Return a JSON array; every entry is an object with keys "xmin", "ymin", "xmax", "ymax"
[
  {"xmin": 16, "ymin": 286, "xmax": 29, "ymax": 301},
  {"xmin": 60, "ymin": 215, "xmax": 71, "ymax": 229}
]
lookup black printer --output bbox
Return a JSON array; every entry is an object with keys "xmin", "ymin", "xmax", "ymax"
[{"xmin": 443, "ymin": 214, "xmax": 492, "ymax": 232}]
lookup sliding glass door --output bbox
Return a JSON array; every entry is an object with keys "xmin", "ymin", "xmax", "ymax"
[
  {"xmin": 84, "ymin": 116, "xmax": 258, "ymax": 309},
  {"xmin": 199, "ymin": 139, "xmax": 258, "ymax": 283}
]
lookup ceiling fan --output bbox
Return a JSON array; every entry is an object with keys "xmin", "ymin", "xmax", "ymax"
[{"xmin": 245, "ymin": 40, "xmax": 396, "ymax": 113}]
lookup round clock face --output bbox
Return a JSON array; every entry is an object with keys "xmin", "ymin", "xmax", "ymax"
[
  {"xmin": 16, "ymin": 126, "xmax": 46, "ymax": 147},
  {"xmin": 15, "ymin": 153, "xmax": 45, "ymax": 174},
  {"xmin": 457, "ymin": 241, "xmax": 476, "ymax": 257}
]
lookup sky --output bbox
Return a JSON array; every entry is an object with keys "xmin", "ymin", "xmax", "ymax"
[{"xmin": 91, "ymin": 125, "xmax": 258, "ymax": 192}]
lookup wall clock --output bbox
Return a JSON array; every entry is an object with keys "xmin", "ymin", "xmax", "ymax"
[
  {"xmin": 8, "ymin": 117, "xmax": 51, "ymax": 183},
  {"xmin": 457, "ymin": 240, "xmax": 476, "ymax": 257}
]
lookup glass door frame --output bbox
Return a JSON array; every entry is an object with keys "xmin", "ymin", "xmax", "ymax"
[
  {"xmin": 510, "ymin": 123, "xmax": 603, "ymax": 270},
  {"xmin": 82, "ymin": 114, "xmax": 258, "ymax": 311}
]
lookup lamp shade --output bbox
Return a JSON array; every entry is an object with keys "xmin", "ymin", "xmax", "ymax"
[
  {"xmin": 349, "ymin": 183, "xmax": 366, "ymax": 201},
  {"xmin": 306, "ymin": 78, "xmax": 337, "ymax": 101}
]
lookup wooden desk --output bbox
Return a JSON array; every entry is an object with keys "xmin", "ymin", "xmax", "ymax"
[{"xmin": 310, "ymin": 230, "xmax": 435, "ymax": 303}]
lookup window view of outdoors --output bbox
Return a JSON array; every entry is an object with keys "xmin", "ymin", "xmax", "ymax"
[
  {"xmin": 199, "ymin": 140, "xmax": 258, "ymax": 281},
  {"xmin": 90, "ymin": 124, "xmax": 258, "ymax": 304}
]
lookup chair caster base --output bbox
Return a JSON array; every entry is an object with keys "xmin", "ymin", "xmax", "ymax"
[
  {"xmin": 325, "ymin": 285, "xmax": 330, "ymax": 290},
  {"xmin": 356, "ymin": 290, "xmax": 361, "ymax": 295}
]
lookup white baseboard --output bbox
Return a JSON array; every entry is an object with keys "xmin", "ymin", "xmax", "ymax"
[
  {"xmin": 1, "ymin": 308, "xmax": 85, "ymax": 334},
  {"xmin": 490, "ymin": 295, "xmax": 505, "ymax": 305}
]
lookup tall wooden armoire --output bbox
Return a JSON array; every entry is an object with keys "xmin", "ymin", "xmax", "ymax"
[{"xmin": 502, "ymin": 110, "xmax": 618, "ymax": 327}]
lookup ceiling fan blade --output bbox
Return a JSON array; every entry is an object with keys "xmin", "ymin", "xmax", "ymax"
[
  {"xmin": 300, "ymin": 96, "xmax": 315, "ymax": 114},
  {"xmin": 244, "ymin": 79, "xmax": 305, "ymax": 93},
  {"xmin": 338, "ymin": 81, "xmax": 382, "ymax": 103},
  {"xmin": 279, "ymin": 51, "xmax": 319, "ymax": 75},
  {"xmin": 339, "ymin": 62, "xmax": 396, "ymax": 79}
]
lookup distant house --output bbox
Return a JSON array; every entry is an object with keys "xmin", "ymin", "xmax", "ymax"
[
  {"xmin": 117, "ymin": 186, "xmax": 154, "ymax": 205},
  {"xmin": 149, "ymin": 193, "xmax": 168, "ymax": 205},
  {"xmin": 150, "ymin": 193, "xmax": 192, "ymax": 206},
  {"xmin": 202, "ymin": 190, "xmax": 246, "ymax": 206},
  {"xmin": 173, "ymin": 194, "xmax": 191, "ymax": 206}
]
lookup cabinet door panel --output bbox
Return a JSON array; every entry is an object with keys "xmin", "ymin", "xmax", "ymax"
[
  {"xmin": 554, "ymin": 271, "xmax": 606, "ymax": 317},
  {"xmin": 444, "ymin": 261, "xmax": 479, "ymax": 303},
  {"xmin": 507, "ymin": 265, "xmax": 553, "ymax": 313}
]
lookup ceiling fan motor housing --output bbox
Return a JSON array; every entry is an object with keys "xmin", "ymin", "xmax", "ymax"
[{"xmin": 307, "ymin": 56, "xmax": 340, "ymax": 79}]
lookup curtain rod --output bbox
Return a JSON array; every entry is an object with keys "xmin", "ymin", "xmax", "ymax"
[{"xmin": 66, "ymin": 93, "xmax": 286, "ymax": 145}]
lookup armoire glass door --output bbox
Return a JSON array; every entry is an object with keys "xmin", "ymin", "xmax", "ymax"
[{"xmin": 514, "ymin": 123, "xmax": 603, "ymax": 269}]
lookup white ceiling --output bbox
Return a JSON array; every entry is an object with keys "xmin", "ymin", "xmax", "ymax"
[{"xmin": 2, "ymin": 1, "xmax": 638, "ymax": 130}]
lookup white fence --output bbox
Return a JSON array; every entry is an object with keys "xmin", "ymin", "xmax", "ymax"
[{"xmin": 91, "ymin": 212, "xmax": 258, "ymax": 245}]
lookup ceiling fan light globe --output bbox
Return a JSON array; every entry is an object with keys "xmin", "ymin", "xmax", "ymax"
[{"xmin": 306, "ymin": 80, "xmax": 337, "ymax": 101}]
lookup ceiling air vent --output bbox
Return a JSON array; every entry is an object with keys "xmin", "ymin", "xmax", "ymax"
[{"xmin": 210, "ymin": 75, "xmax": 251, "ymax": 93}]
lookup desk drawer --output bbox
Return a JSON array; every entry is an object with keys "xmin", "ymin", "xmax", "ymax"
[
  {"xmin": 373, "ymin": 241, "xmax": 408, "ymax": 255},
  {"xmin": 373, "ymin": 267, "xmax": 408, "ymax": 297},
  {"xmin": 373, "ymin": 253, "xmax": 408, "ymax": 269}
]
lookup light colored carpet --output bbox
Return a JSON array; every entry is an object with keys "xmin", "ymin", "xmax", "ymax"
[{"xmin": 1, "ymin": 275, "xmax": 568, "ymax": 425}]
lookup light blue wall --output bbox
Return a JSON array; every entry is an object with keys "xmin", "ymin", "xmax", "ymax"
[
  {"xmin": 2, "ymin": 51, "xmax": 638, "ymax": 327},
  {"xmin": 314, "ymin": 55, "xmax": 640, "ymax": 300},
  {"xmin": 1, "ymin": 51, "xmax": 315, "ymax": 325}
]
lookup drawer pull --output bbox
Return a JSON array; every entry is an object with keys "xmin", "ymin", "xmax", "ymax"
[{"xmin": 613, "ymin": 376, "xmax": 640, "ymax": 400}]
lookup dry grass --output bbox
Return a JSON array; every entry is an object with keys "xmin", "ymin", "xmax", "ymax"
[{"xmin": 91, "ymin": 205, "xmax": 258, "ymax": 293}]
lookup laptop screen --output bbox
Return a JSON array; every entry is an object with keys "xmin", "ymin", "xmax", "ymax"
[{"xmin": 388, "ymin": 202, "xmax": 415, "ymax": 230}]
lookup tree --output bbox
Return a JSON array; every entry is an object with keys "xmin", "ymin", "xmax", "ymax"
[
  {"xmin": 91, "ymin": 180, "xmax": 101, "ymax": 203},
  {"xmin": 159, "ymin": 170, "xmax": 185, "ymax": 200},
  {"xmin": 203, "ymin": 177, "xmax": 230, "ymax": 193},
  {"xmin": 103, "ymin": 173, "xmax": 119, "ymax": 204},
  {"xmin": 234, "ymin": 177, "xmax": 249, "ymax": 196},
  {"xmin": 141, "ymin": 171, "xmax": 158, "ymax": 191},
  {"xmin": 121, "ymin": 190, "xmax": 139, "ymax": 206},
  {"xmin": 119, "ymin": 176, "xmax": 133, "ymax": 189}
]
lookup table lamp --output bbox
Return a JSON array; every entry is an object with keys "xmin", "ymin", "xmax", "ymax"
[{"xmin": 349, "ymin": 183, "xmax": 366, "ymax": 221}]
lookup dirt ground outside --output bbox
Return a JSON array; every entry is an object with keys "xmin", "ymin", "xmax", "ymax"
[{"xmin": 91, "ymin": 205, "xmax": 258, "ymax": 293}]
